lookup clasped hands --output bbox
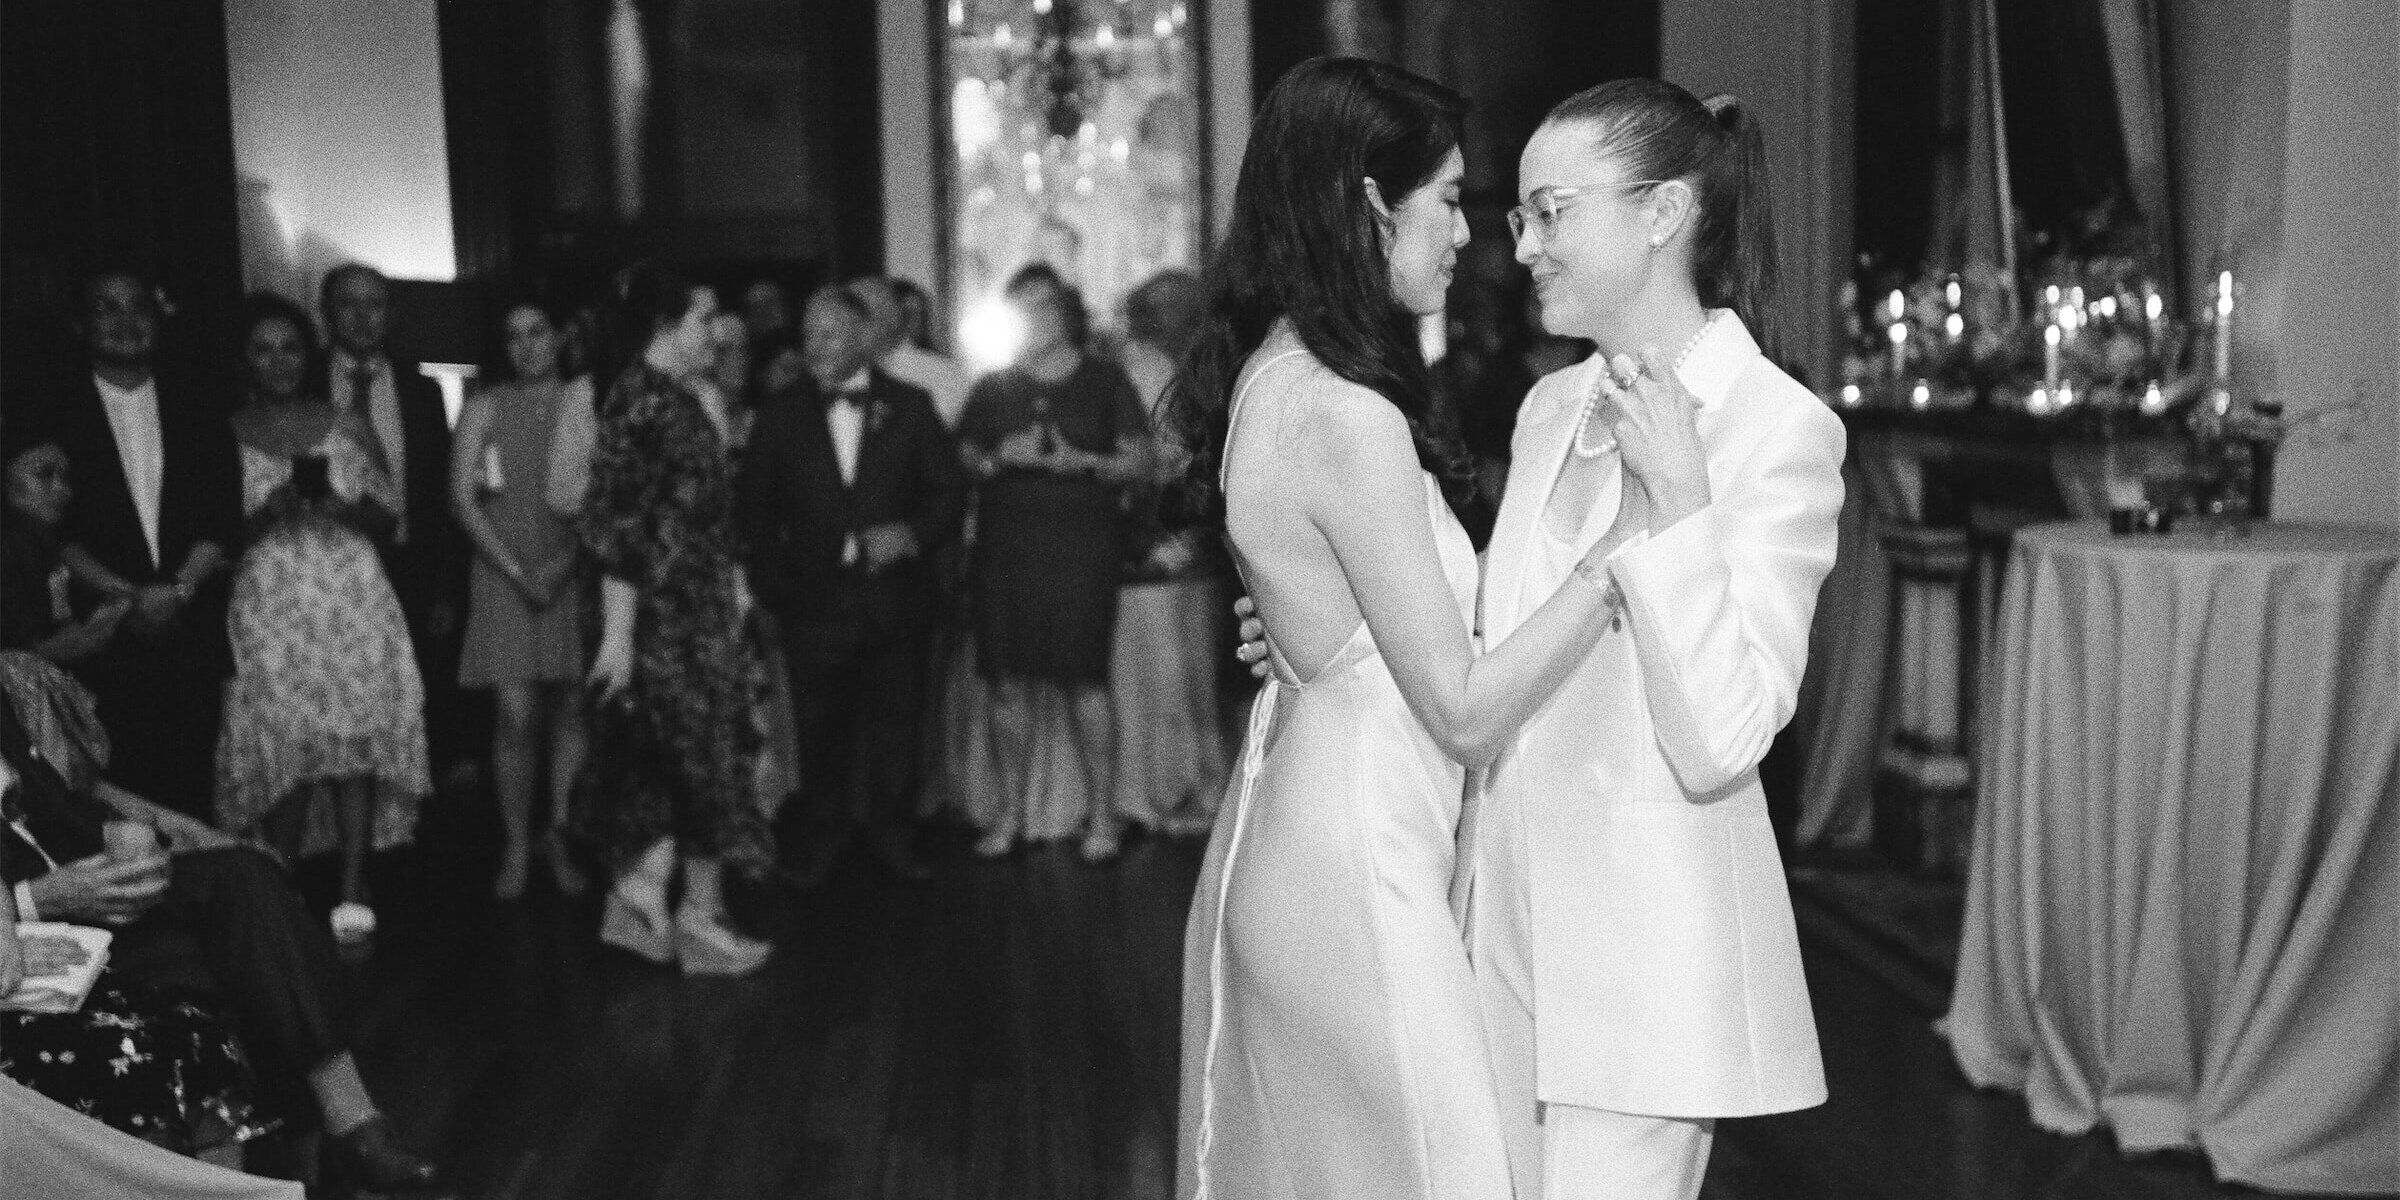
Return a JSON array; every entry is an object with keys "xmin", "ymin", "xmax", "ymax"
[
  {"xmin": 1595, "ymin": 348, "xmax": 1711, "ymax": 530},
  {"xmin": 991, "ymin": 426, "xmax": 1103, "ymax": 477}
]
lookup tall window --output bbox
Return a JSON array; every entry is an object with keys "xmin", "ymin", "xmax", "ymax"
[{"xmin": 944, "ymin": 0, "xmax": 1204, "ymax": 370}]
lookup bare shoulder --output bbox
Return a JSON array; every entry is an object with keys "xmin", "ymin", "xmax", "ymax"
[{"xmin": 1280, "ymin": 367, "xmax": 1414, "ymax": 469}]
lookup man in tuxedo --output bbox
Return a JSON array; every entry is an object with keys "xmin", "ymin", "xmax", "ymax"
[
  {"xmin": 739, "ymin": 286, "xmax": 966, "ymax": 883},
  {"xmin": 39, "ymin": 268, "xmax": 241, "ymax": 816},
  {"xmin": 319, "ymin": 264, "xmax": 473, "ymax": 786},
  {"xmin": 0, "ymin": 658, "xmax": 444, "ymax": 1191}
]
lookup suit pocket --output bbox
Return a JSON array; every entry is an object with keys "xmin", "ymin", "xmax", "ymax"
[{"xmin": 1589, "ymin": 804, "xmax": 1756, "ymax": 1069}]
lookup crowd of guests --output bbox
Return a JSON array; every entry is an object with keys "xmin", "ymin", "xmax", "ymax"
[{"xmin": 0, "ymin": 255, "xmax": 1231, "ymax": 1184}]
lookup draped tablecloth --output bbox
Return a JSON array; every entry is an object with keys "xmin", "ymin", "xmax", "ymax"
[{"xmin": 1947, "ymin": 521, "xmax": 2399, "ymax": 1194}]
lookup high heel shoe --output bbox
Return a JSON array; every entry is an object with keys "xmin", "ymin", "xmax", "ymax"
[
  {"xmin": 673, "ymin": 905, "xmax": 772, "ymax": 976},
  {"xmin": 600, "ymin": 888, "xmax": 675, "ymax": 964},
  {"xmin": 599, "ymin": 840, "xmax": 676, "ymax": 964}
]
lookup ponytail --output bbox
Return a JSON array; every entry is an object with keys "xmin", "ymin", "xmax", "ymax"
[
  {"xmin": 1700, "ymin": 94, "xmax": 1780, "ymax": 360},
  {"xmin": 1546, "ymin": 80, "xmax": 1782, "ymax": 360}
]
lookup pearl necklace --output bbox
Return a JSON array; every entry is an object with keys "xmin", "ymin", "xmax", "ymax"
[{"xmin": 1571, "ymin": 312, "xmax": 1720, "ymax": 459}]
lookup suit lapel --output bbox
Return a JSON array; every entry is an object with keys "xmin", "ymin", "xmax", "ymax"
[
  {"xmin": 70, "ymin": 377, "xmax": 154, "ymax": 572},
  {"xmin": 1489, "ymin": 355, "xmax": 1605, "ymax": 641}
]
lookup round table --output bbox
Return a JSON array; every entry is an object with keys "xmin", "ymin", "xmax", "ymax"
[{"xmin": 1946, "ymin": 521, "xmax": 2399, "ymax": 1194}]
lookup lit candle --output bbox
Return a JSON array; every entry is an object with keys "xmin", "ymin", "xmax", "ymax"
[
  {"xmin": 2044, "ymin": 322, "xmax": 2062, "ymax": 391},
  {"xmin": 1945, "ymin": 312, "xmax": 1965, "ymax": 342},
  {"xmin": 2055, "ymin": 380, "xmax": 2077, "ymax": 409},
  {"xmin": 1839, "ymin": 383, "xmax": 1862, "ymax": 407},
  {"xmin": 1910, "ymin": 381, "xmax": 1932, "ymax": 410},
  {"xmin": 1888, "ymin": 321, "xmax": 1909, "ymax": 381},
  {"xmin": 2143, "ymin": 289, "xmax": 2164, "ymax": 374},
  {"xmin": 1886, "ymin": 290, "xmax": 1906, "ymax": 324},
  {"xmin": 2140, "ymin": 380, "xmax": 2167, "ymax": 416},
  {"xmin": 2214, "ymin": 270, "xmax": 2235, "ymax": 382},
  {"xmin": 1945, "ymin": 277, "xmax": 1963, "ymax": 310},
  {"xmin": 2097, "ymin": 295, "xmax": 2118, "ymax": 321},
  {"xmin": 2028, "ymin": 386, "xmax": 2051, "ymax": 416}
]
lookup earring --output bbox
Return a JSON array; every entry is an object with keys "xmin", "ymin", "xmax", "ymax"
[{"xmin": 1649, "ymin": 234, "xmax": 1665, "ymax": 248}]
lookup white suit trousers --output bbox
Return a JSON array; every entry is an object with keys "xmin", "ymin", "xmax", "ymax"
[{"xmin": 1462, "ymin": 785, "xmax": 1715, "ymax": 1200}]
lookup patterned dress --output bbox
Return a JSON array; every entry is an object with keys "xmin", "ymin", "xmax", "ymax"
[
  {"xmin": 214, "ymin": 408, "xmax": 428, "ymax": 857},
  {"xmin": 1, "ymin": 976, "xmax": 276, "ymax": 1156},
  {"xmin": 572, "ymin": 365, "xmax": 773, "ymax": 875}
]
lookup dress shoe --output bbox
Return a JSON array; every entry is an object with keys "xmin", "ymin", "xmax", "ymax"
[
  {"xmin": 328, "ymin": 1117, "xmax": 446, "ymax": 1194},
  {"xmin": 673, "ymin": 906, "xmax": 772, "ymax": 976}
]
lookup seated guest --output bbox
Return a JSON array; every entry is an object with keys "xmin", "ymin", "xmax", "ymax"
[
  {"xmin": 3, "ymin": 881, "xmax": 275, "ymax": 1160},
  {"xmin": 215, "ymin": 295, "xmax": 428, "ymax": 949},
  {"xmin": 1, "ymin": 436, "xmax": 133, "ymax": 666},
  {"xmin": 33, "ymin": 268, "xmax": 242, "ymax": 817},
  {"xmin": 0, "ymin": 651, "xmax": 444, "ymax": 1191}
]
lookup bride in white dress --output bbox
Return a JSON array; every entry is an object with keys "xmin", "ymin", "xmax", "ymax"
[{"xmin": 1171, "ymin": 58, "xmax": 1626, "ymax": 1200}]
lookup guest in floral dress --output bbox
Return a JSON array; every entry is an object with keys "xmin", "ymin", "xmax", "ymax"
[
  {"xmin": 452, "ymin": 300, "xmax": 592, "ymax": 900},
  {"xmin": 214, "ymin": 295, "xmax": 427, "ymax": 949},
  {"xmin": 576, "ymin": 265, "xmax": 774, "ymax": 976}
]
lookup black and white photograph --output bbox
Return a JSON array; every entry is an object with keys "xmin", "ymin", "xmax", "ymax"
[{"xmin": 1, "ymin": 1, "xmax": 2393, "ymax": 1197}]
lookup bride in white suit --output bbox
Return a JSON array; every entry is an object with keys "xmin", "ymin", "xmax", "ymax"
[
  {"xmin": 1172, "ymin": 57, "xmax": 1627, "ymax": 1200},
  {"xmin": 1464, "ymin": 80, "xmax": 1845, "ymax": 1199}
]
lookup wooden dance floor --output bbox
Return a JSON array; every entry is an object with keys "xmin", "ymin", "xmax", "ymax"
[{"xmin": 342, "ymin": 803, "xmax": 2270, "ymax": 1200}]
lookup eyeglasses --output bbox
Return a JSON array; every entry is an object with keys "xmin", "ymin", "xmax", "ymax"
[{"xmin": 1505, "ymin": 181, "xmax": 1668, "ymax": 244}]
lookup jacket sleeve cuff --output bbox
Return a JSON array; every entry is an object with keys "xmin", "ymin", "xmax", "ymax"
[
  {"xmin": 1606, "ymin": 505, "xmax": 1728, "ymax": 618},
  {"xmin": 14, "ymin": 881, "xmax": 37, "ymax": 922}
]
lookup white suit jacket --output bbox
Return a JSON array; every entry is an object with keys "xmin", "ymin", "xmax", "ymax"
[{"xmin": 1477, "ymin": 312, "xmax": 1841, "ymax": 1117}]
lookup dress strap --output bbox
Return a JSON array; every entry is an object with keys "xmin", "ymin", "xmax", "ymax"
[{"xmin": 1220, "ymin": 347, "xmax": 1311, "ymax": 491}]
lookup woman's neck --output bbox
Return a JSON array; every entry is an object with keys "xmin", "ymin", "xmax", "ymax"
[{"xmin": 1592, "ymin": 289, "xmax": 1711, "ymax": 366}]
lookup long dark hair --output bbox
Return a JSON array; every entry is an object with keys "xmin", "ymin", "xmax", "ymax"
[
  {"xmin": 1544, "ymin": 79, "xmax": 1779, "ymax": 357},
  {"xmin": 1165, "ymin": 56, "xmax": 1474, "ymax": 525},
  {"xmin": 592, "ymin": 261, "xmax": 701, "ymax": 391}
]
